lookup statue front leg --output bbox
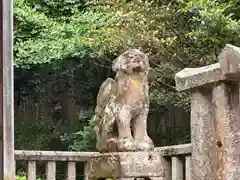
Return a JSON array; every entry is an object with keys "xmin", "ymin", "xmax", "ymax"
[
  {"xmin": 95, "ymin": 109, "xmax": 118, "ymax": 153},
  {"xmin": 133, "ymin": 105, "xmax": 154, "ymax": 151},
  {"xmin": 116, "ymin": 105, "xmax": 136, "ymax": 152}
]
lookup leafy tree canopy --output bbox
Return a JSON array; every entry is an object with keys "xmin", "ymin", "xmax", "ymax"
[
  {"xmin": 13, "ymin": 0, "xmax": 240, "ymax": 152},
  {"xmin": 14, "ymin": 0, "xmax": 116, "ymax": 68}
]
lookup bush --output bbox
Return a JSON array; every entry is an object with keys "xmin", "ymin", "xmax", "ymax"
[
  {"xmin": 15, "ymin": 117, "xmax": 56, "ymax": 150},
  {"xmin": 59, "ymin": 110, "xmax": 97, "ymax": 151},
  {"xmin": 16, "ymin": 171, "xmax": 41, "ymax": 180}
]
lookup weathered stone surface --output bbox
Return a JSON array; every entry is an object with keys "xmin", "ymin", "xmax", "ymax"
[
  {"xmin": 14, "ymin": 150, "xmax": 99, "ymax": 161},
  {"xmin": 185, "ymin": 156, "xmax": 192, "ymax": 180},
  {"xmin": 172, "ymin": 156, "xmax": 183, "ymax": 180},
  {"xmin": 175, "ymin": 44, "xmax": 240, "ymax": 91},
  {"xmin": 183, "ymin": 80, "xmax": 240, "ymax": 180},
  {"xmin": 14, "ymin": 144, "xmax": 191, "ymax": 160},
  {"xmin": 212, "ymin": 82, "xmax": 240, "ymax": 180},
  {"xmin": 175, "ymin": 44, "xmax": 240, "ymax": 180},
  {"xmin": 155, "ymin": 143, "xmax": 191, "ymax": 156},
  {"xmin": 175, "ymin": 63, "xmax": 225, "ymax": 91},
  {"xmin": 219, "ymin": 44, "xmax": 240, "ymax": 79},
  {"xmin": 93, "ymin": 49, "xmax": 154, "ymax": 152},
  {"xmin": 87, "ymin": 152, "xmax": 167, "ymax": 179},
  {"xmin": 190, "ymin": 88, "xmax": 217, "ymax": 180}
]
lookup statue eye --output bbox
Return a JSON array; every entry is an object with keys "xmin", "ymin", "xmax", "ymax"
[{"xmin": 123, "ymin": 70, "xmax": 128, "ymax": 74}]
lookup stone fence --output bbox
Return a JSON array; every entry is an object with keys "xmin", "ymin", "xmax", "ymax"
[
  {"xmin": 15, "ymin": 143, "xmax": 191, "ymax": 180},
  {"xmin": 175, "ymin": 44, "xmax": 240, "ymax": 180}
]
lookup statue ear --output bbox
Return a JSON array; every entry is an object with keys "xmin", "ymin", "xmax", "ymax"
[
  {"xmin": 112, "ymin": 57, "xmax": 120, "ymax": 72},
  {"xmin": 112, "ymin": 55, "xmax": 128, "ymax": 72}
]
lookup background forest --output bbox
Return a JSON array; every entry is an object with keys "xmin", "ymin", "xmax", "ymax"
[{"xmin": 14, "ymin": 0, "xmax": 240, "ymax": 178}]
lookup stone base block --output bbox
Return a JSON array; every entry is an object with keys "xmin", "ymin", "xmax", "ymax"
[{"xmin": 86, "ymin": 151, "xmax": 168, "ymax": 180}]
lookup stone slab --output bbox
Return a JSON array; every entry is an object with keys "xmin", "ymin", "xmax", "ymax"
[
  {"xmin": 175, "ymin": 44, "xmax": 240, "ymax": 91},
  {"xmin": 175, "ymin": 63, "xmax": 225, "ymax": 91},
  {"xmin": 155, "ymin": 143, "xmax": 191, "ymax": 156},
  {"xmin": 14, "ymin": 150, "xmax": 99, "ymax": 161},
  {"xmin": 87, "ymin": 152, "xmax": 163, "ymax": 178},
  {"xmin": 219, "ymin": 44, "xmax": 240, "ymax": 79}
]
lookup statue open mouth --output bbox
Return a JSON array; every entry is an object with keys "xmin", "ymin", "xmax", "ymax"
[{"xmin": 132, "ymin": 66, "xmax": 142, "ymax": 72}]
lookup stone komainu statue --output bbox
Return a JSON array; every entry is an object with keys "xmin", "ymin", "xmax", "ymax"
[{"xmin": 92, "ymin": 49, "xmax": 154, "ymax": 153}]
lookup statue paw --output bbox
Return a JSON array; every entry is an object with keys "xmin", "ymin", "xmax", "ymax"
[
  {"xmin": 105, "ymin": 138, "xmax": 118, "ymax": 152},
  {"xmin": 117, "ymin": 137, "xmax": 137, "ymax": 152}
]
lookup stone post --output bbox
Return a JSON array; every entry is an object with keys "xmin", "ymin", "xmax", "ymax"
[
  {"xmin": 175, "ymin": 44, "xmax": 240, "ymax": 180},
  {"xmin": 0, "ymin": 0, "xmax": 15, "ymax": 179},
  {"xmin": 190, "ymin": 88, "xmax": 217, "ymax": 180}
]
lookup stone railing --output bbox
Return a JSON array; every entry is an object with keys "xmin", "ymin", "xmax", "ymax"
[
  {"xmin": 175, "ymin": 44, "xmax": 240, "ymax": 180},
  {"xmin": 155, "ymin": 143, "xmax": 192, "ymax": 180},
  {"xmin": 14, "ymin": 143, "xmax": 191, "ymax": 180},
  {"xmin": 15, "ymin": 151, "xmax": 99, "ymax": 180}
]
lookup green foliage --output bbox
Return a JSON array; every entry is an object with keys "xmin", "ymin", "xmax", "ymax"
[
  {"xmin": 16, "ymin": 171, "xmax": 41, "ymax": 180},
  {"xmin": 59, "ymin": 110, "xmax": 96, "ymax": 151},
  {"xmin": 15, "ymin": 116, "xmax": 56, "ymax": 150},
  {"xmin": 14, "ymin": 0, "xmax": 116, "ymax": 68},
  {"xmin": 184, "ymin": 0, "xmax": 240, "ymax": 58},
  {"xmin": 68, "ymin": 119, "xmax": 96, "ymax": 151},
  {"xmin": 33, "ymin": 0, "xmax": 87, "ymax": 18},
  {"xmin": 85, "ymin": 0, "xmax": 240, "ymax": 109},
  {"xmin": 14, "ymin": 0, "xmax": 114, "ymax": 151}
]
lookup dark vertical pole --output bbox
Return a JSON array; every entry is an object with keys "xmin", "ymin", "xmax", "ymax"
[{"xmin": 0, "ymin": 0, "xmax": 15, "ymax": 179}]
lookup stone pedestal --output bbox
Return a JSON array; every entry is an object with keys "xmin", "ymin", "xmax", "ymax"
[{"xmin": 86, "ymin": 151, "xmax": 169, "ymax": 180}]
